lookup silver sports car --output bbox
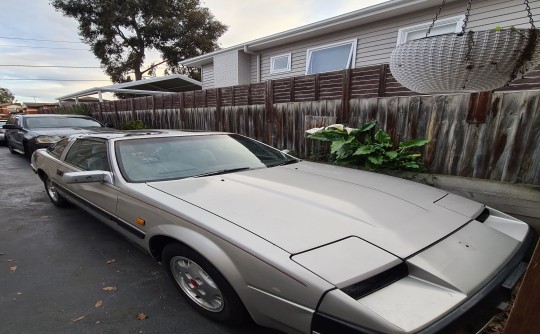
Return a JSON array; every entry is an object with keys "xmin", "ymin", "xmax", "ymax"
[{"xmin": 31, "ymin": 130, "xmax": 534, "ymax": 334}]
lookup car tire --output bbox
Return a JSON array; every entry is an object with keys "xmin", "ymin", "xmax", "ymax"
[
  {"xmin": 7, "ymin": 140, "xmax": 17, "ymax": 154},
  {"xmin": 43, "ymin": 175, "xmax": 68, "ymax": 207},
  {"xmin": 162, "ymin": 243, "xmax": 249, "ymax": 325}
]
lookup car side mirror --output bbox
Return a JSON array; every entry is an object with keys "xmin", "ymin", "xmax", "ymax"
[
  {"xmin": 105, "ymin": 123, "xmax": 115, "ymax": 128},
  {"xmin": 2, "ymin": 124, "xmax": 19, "ymax": 130},
  {"xmin": 63, "ymin": 171, "xmax": 113, "ymax": 184}
]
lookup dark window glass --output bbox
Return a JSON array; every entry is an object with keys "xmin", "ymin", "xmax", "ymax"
[
  {"xmin": 47, "ymin": 138, "xmax": 70, "ymax": 159},
  {"xmin": 24, "ymin": 116, "xmax": 102, "ymax": 129},
  {"xmin": 64, "ymin": 139, "xmax": 110, "ymax": 171}
]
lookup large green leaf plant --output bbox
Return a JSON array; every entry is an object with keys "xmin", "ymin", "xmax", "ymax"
[{"xmin": 306, "ymin": 120, "xmax": 430, "ymax": 171}]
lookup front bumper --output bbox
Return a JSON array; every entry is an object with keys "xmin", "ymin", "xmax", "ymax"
[{"xmin": 311, "ymin": 227, "xmax": 536, "ymax": 334}]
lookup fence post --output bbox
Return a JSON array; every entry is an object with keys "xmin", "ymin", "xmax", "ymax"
[
  {"xmin": 466, "ymin": 91, "xmax": 491, "ymax": 124},
  {"xmin": 179, "ymin": 92, "xmax": 184, "ymax": 129},
  {"xmin": 203, "ymin": 89, "xmax": 207, "ymax": 108},
  {"xmin": 151, "ymin": 96, "xmax": 156, "ymax": 128},
  {"xmin": 341, "ymin": 68, "xmax": 352, "ymax": 124},
  {"xmin": 265, "ymin": 80, "xmax": 274, "ymax": 145},
  {"xmin": 130, "ymin": 98, "xmax": 136, "ymax": 122},
  {"xmin": 98, "ymin": 101, "xmax": 103, "ymax": 121},
  {"xmin": 314, "ymin": 74, "xmax": 320, "ymax": 101},
  {"xmin": 378, "ymin": 64, "xmax": 388, "ymax": 97},
  {"xmin": 290, "ymin": 77, "xmax": 295, "ymax": 102},
  {"xmin": 113, "ymin": 101, "xmax": 119, "ymax": 129},
  {"xmin": 216, "ymin": 88, "xmax": 222, "ymax": 131}
]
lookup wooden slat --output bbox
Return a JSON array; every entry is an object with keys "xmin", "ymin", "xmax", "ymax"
[{"xmin": 503, "ymin": 240, "xmax": 540, "ymax": 334}]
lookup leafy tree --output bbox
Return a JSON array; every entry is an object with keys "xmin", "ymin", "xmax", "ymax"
[
  {"xmin": 0, "ymin": 87, "xmax": 15, "ymax": 104},
  {"xmin": 51, "ymin": 0, "xmax": 227, "ymax": 83}
]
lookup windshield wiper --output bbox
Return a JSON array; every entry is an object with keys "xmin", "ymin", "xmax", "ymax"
[
  {"xmin": 192, "ymin": 167, "xmax": 252, "ymax": 178},
  {"xmin": 267, "ymin": 159, "xmax": 299, "ymax": 168}
]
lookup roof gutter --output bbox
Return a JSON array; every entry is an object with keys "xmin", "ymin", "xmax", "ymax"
[
  {"xmin": 57, "ymin": 88, "xmax": 177, "ymax": 102},
  {"xmin": 243, "ymin": 45, "xmax": 260, "ymax": 83}
]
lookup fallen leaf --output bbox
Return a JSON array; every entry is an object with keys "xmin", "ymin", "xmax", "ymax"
[
  {"xmin": 10, "ymin": 266, "xmax": 16, "ymax": 272},
  {"xmin": 102, "ymin": 286, "xmax": 117, "ymax": 292},
  {"xmin": 0, "ymin": 252, "xmax": 5, "ymax": 256},
  {"xmin": 72, "ymin": 316, "xmax": 85, "ymax": 322},
  {"xmin": 95, "ymin": 300, "xmax": 103, "ymax": 308},
  {"xmin": 135, "ymin": 313, "xmax": 148, "ymax": 320},
  {"xmin": 17, "ymin": 292, "xmax": 22, "ymax": 295},
  {"xmin": 107, "ymin": 259, "xmax": 116, "ymax": 264},
  {"xmin": 6, "ymin": 259, "xmax": 15, "ymax": 262},
  {"xmin": 95, "ymin": 321, "xmax": 100, "ymax": 324}
]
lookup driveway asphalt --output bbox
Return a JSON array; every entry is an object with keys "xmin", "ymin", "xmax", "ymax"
[{"xmin": 0, "ymin": 146, "xmax": 279, "ymax": 334}]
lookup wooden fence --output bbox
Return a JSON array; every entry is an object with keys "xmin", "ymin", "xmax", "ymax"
[
  {"xmin": 74, "ymin": 63, "xmax": 540, "ymax": 118},
  {"xmin": 62, "ymin": 90, "xmax": 539, "ymax": 186}
]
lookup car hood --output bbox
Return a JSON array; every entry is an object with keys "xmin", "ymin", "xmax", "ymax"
[
  {"xmin": 148, "ymin": 161, "xmax": 482, "ymax": 257},
  {"xmin": 29, "ymin": 127, "xmax": 113, "ymax": 137}
]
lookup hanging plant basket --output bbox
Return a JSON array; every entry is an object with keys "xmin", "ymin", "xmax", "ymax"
[{"xmin": 390, "ymin": 28, "xmax": 540, "ymax": 93}]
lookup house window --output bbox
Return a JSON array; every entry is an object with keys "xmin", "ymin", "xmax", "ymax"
[
  {"xmin": 396, "ymin": 15, "xmax": 465, "ymax": 45},
  {"xmin": 306, "ymin": 39, "xmax": 357, "ymax": 75},
  {"xmin": 270, "ymin": 53, "xmax": 291, "ymax": 74}
]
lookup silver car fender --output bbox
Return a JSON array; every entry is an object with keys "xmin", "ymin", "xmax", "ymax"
[{"xmin": 146, "ymin": 223, "xmax": 329, "ymax": 334}]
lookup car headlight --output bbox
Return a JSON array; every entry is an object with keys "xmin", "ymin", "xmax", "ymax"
[{"xmin": 34, "ymin": 135, "xmax": 62, "ymax": 144}]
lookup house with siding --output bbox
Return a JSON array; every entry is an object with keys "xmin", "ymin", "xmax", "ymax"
[{"xmin": 181, "ymin": 0, "xmax": 540, "ymax": 91}]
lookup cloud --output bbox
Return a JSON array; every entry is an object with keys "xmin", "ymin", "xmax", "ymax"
[
  {"xmin": 203, "ymin": 0, "xmax": 390, "ymax": 48},
  {"xmin": 1, "ymin": 0, "xmax": 388, "ymax": 102}
]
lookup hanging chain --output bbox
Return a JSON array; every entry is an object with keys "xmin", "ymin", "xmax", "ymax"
[
  {"xmin": 524, "ymin": 0, "xmax": 536, "ymax": 29},
  {"xmin": 426, "ymin": 0, "xmax": 447, "ymax": 37},
  {"xmin": 460, "ymin": 0, "xmax": 473, "ymax": 34}
]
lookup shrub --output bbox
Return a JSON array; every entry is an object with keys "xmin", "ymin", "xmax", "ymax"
[
  {"xmin": 306, "ymin": 120, "xmax": 430, "ymax": 171},
  {"xmin": 120, "ymin": 120, "xmax": 148, "ymax": 130}
]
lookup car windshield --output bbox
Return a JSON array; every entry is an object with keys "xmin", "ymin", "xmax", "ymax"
[
  {"xmin": 24, "ymin": 117, "xmax": 102, "ymax": 129},
  {"xmin": 115, "ymin": 134, "xmax": 299, "ymax": 182}
]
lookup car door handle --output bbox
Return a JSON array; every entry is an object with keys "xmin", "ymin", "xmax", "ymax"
[{"xmin": 56, "ymin": 169, "xmax": 64, "ymax": 176}]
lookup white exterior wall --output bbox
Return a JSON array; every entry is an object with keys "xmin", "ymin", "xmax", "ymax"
[
  {"xmin": 201, "ymin": 63, "xmax": 214, "ymax": 90},
  {"xmin": 213, "ymin": 50, "xmax": 240, "ymax": 88},
  {"xmin": 251, "ymin": 0, "xmax": 540, "ymax": 82},
  {"xmin": 198, "ymin": 0, "xmax": 540, "ymax": 88},
  {"xmin": 237, "ymin": 51, "xmax": 252, "ymax": 85}
]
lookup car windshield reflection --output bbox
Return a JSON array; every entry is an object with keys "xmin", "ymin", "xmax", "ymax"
[
  {"xmin": 115, "ymin": 134, "xmax": 298, "ymax": 182},
  {"xmin": 24, "ymin": 116, "xmax": 102, "ymax": 129}
]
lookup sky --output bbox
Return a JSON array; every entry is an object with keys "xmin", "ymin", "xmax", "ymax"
[{"xmin": 0, "ymin": 0, "xmax": 388, "ymax": 103}]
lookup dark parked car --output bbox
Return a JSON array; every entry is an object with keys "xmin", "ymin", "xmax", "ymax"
[
  {"xmin": 3, "ymin": 114, "xmax": 111, "ymax": 157},
  {"xmin": 0, "ymin": 120, "xmax": 6, "ymax": 144}
]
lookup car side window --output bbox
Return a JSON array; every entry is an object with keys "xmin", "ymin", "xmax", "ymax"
[
  {"xmin": 47, "ymin": 138, "xmax": 70, "ymax": 159},
  {"xmin": 64, "ymin": 139, "xmax": 110, "ymax": 171}
]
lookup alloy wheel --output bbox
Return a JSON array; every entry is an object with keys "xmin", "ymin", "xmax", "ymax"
[{"xmin": 170, "ymin": 256, "xmax": 224, "ymax": 312}]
